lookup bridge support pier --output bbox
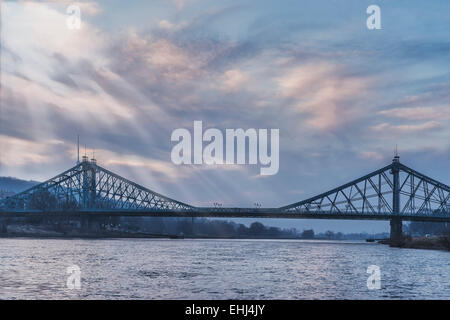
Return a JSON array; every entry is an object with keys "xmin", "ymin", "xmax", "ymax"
[
  {"xmin": 89, "ymin": 218, "xmax": 101, "ymax": 233},
  {"xmin": 390, "ymin": 217, "xmax": 403, "ymax": 243},
  {"xmin": 0, "ymin": 217, "xmax": 8, "ymax": 233},
  {"xmin": 80, "ymin": 215, "xmax": 89, "ymax": 231},
  {"xmin": 80, "ymin": 215, "xmax": 103, "ymax": 233}
]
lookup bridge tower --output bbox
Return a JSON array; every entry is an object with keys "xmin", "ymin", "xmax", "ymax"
[
  {"xmin": 81, "ymin": 155, "xmax": 96, "ymax": 209},
  {"xmin": 390, "ymin": 153, "xmax": 403, "ymax": 242}
]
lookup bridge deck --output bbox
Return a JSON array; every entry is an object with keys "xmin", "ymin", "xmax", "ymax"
[{"xmin": 1, "ymin": 209, "xmax": 449, "ymax": 222}]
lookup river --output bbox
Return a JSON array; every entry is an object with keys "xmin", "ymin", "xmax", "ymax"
[{"xmin": 0, "ymin": 238, "xmax": 448, "ymax": 299}]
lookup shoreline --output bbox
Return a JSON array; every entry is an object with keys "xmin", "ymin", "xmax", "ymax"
[
  {"xmin": 0, "ymin": 231, "xmax": 366, "ymax": 241},
  {"xmin": 378, "ymin": 236, "xmax": 450, "ymax": 252},
  {"xmin": 2, "ymin": 229, "xmax": 448, "ymax": 251},
  {"xmin": 0, "ymin": 232, "xmax": 309, "ymax": 241}
]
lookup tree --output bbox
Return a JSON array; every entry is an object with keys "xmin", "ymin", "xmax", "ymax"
[
  {"xmin": 28, "ymin": 189, "xmax": 57, "ymax": 211},
  {"xmin": 267, "ymin": 226, "xmax": 280, "ymax": 236},
  {"xmin": 325, "ymin": 230, "xmax": 335, "ymax": 239},
  {"xmin": 249, "ymin": 222, "xmax": 265, "ymax": 236},
  {"xmin": 301, "ymin": 229, "xmax": 315, "ymax": 239},
  {"xmin": 60, "ymin": 196, "xmax": 79, "ymax": 211},
  {"xmin": 236, "ymin": 224, "xmax": 248, "ymax": 237}
]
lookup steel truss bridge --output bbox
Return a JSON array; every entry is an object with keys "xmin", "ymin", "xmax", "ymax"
[{"xmin": 0, "ymin": 155, "xmax": 449, "ymax": 240}]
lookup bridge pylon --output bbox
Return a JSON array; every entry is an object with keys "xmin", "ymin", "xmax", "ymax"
[{"xmin": 390, "ymin": 154, "xmax": 403, "ymax": 242}]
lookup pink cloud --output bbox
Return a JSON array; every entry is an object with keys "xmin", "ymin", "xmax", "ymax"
[
  {"xmin": 0, "ymin": 135, "xmax": 66, "ymax": 166},
  {"xmin": 371, "ymin": 121, "xmax": 442, "ymax": 133},
  {"xmin": 360, "ymin": 151, "xmax": 384, "ymax": 161},
  {"xmin": 277, "ymin": 62, "xmax": 372, "ymax": 132},
  {"xmin": 221, "ymin": 69, "xmax": 248, "ymax": 92},
  {"xmin": 378, "ymin": 106, "xmax": 450, "ymax": 121}
]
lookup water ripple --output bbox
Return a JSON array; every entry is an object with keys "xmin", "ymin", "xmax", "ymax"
[{"xmin": 0, "ymin": 238, "xmax": 448, "ymax": 299}]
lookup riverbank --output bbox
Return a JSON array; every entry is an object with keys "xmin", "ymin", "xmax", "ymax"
[
  {"xmin": 0, "ymin": 231, "xmax": 304, "ymax": 240},
  {"xmin": 379, "ymin": 236, "xmax": 450, "ymax": 251},
  {"xmin": 0, "ymin": 225, "xmax": 184, "ymax": 239},
  {"xmin": 0, "ymin": 224, "xmax": 303, "ymax": 240}
]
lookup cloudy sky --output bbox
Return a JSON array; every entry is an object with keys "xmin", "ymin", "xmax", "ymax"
[{"xmin": 1, "ymin": 0, "xmax": 449, "ymax": 232}]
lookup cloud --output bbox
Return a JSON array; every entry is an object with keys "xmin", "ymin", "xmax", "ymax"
[
  {"xmin": 359, "ymin": 151, "xmax": 384, "ymax": 161},
  {"xmin": 1, "ymin": 2, "xmax": 107, "ymax": 64},
  {"xmin": 276, "ymin": 62, "xmax": 372, "ymax": 132},
  {"xmin": 371, "ymin": 121, "xmax": 442, "ymax": 133},
  {"xmin": 221, "ymin": 69, "xmax": 248, "ymax": 92},
  {"xmin": 378, "ymin": 106, "xmax": 450, "ymax": 121},
  {"xmin": 158, "ymin": 19, "xmax": 187, "ymax": 32},
  {"xmin": 0, "ymin": 135, "xmax": 66, "ymax": 166},
  {"xmin": 102, "ymin": 155, "xmax": 187, "ymax": 181},
  {"xmin": 172, "ymin": 0, "xmax": 187, "ymax": 11},
  {"xmin": 109, "ymin": 30, "xmax": 218, "ymax": 97},
  {"xmin": 72, "ymin": 1, "xmax": 102, "ymax": 16}
]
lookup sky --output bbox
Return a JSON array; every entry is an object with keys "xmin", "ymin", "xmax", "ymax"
[{"xmin": 0, "ymin": 0, "xmax": 449, "ymax": 232}]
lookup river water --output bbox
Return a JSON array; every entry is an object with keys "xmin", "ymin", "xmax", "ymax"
[{"xmin": 0, "ymin": 238, "xmax": 448, "ymax": 299}]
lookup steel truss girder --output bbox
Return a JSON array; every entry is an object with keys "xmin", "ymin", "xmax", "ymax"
[
  {"xmin": 0, "ymin": 162, "xmax": 193, "ymax": 212},
  {"xmin": 0, "ymin": 160, "xmax": 448, "ymax": 220},
  {"xmin": 280, "ymin": 163, "xmax": 450, "ymax": 219}
]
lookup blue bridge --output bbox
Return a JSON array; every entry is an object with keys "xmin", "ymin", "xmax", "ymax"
[{"xmin": 1, "ymin": 155, "xmax": 449, "ymax": 241}]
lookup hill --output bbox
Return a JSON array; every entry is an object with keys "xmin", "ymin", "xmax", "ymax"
[{"xmin": 0, "ymin": 177, "xmax": 40, "ymax": 197}]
